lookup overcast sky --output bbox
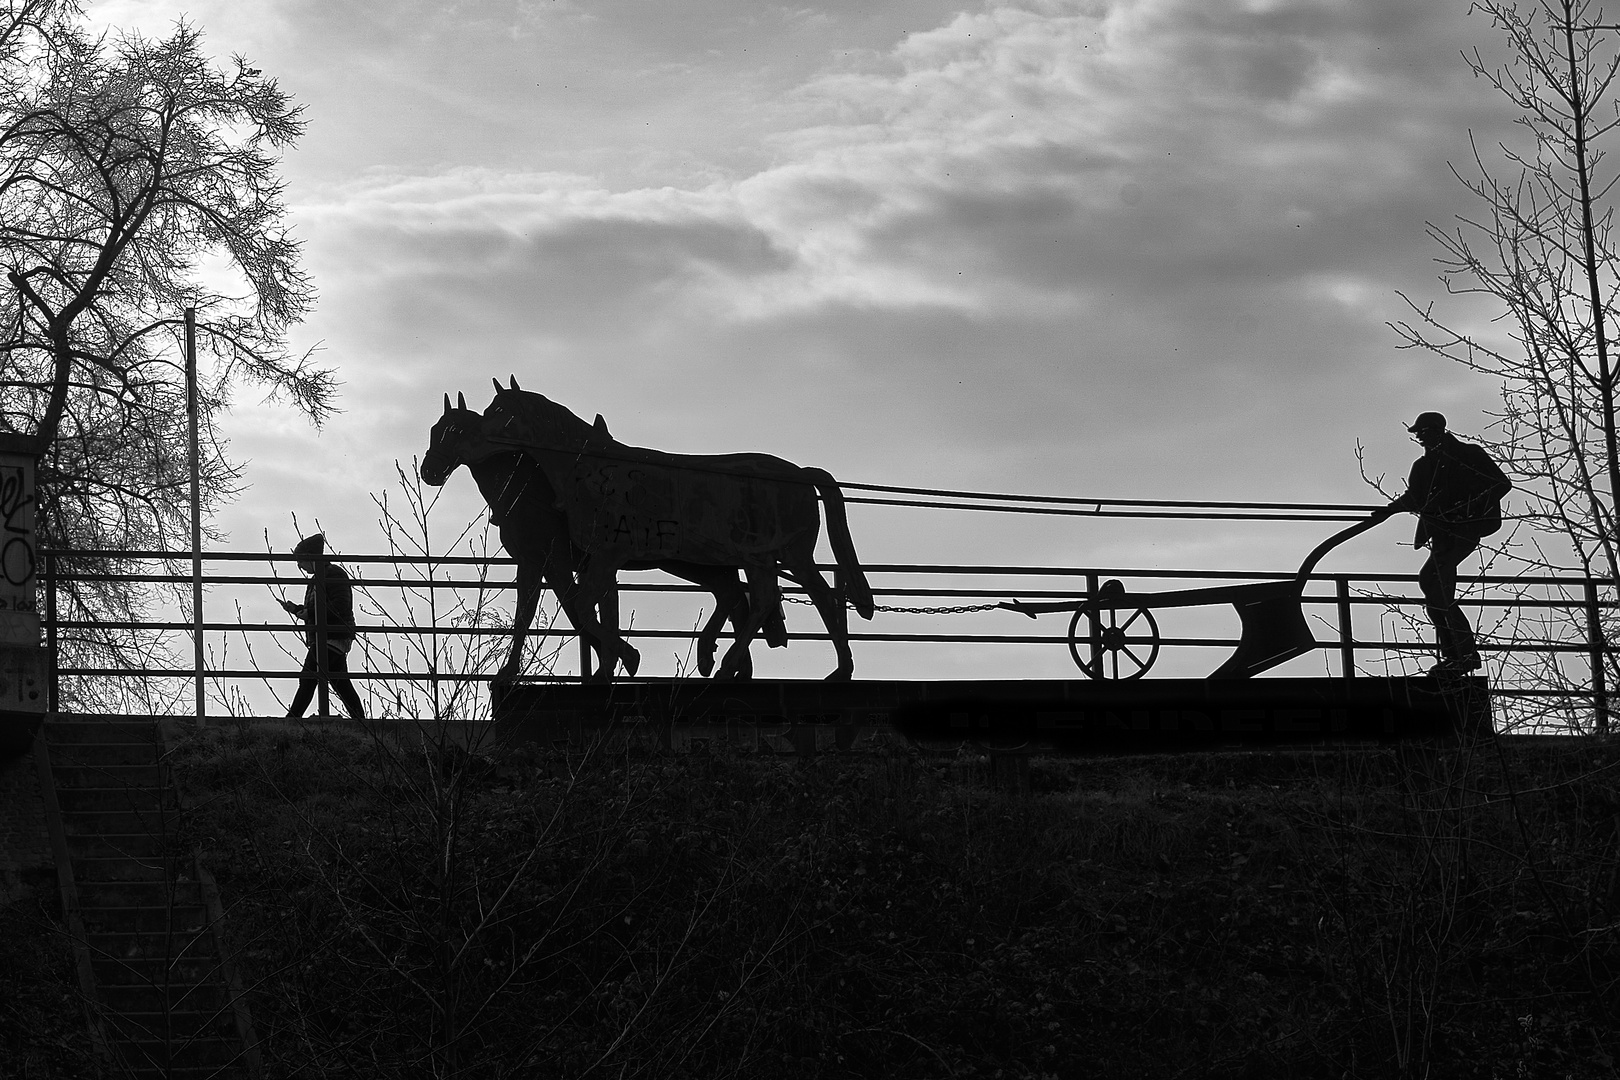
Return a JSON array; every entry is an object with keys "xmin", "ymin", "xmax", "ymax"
[{"xmin": 77, "ymin": 0, "xmax": 1532, "ymax": 678}]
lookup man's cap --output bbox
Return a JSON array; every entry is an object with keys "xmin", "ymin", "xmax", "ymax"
[
  {"xmin": 292, "ymin": 533, "xmax": 326, "ymax": 556},
  {"xmin": 1406, "ymin": 411, "xmax": 1446, "ymax": 433}
]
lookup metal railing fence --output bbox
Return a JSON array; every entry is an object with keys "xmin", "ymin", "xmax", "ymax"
[{"xmin": 37, "ymin": 547, "xmax": 1617, "ymax": 734}]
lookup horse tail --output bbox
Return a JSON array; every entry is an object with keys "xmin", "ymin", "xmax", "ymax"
[{"xmin": 804, "ymin": 468, "xmax": 874, "ymax": 620}]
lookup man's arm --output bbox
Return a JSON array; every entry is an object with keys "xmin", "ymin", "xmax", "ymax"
[
  {"xmin": 1372, "ymin": 457, "xmax": 1429, "ymax": 520},
  {"xmin": 327, "ymin": 569, "xmax": 355, "ymax": 627}
]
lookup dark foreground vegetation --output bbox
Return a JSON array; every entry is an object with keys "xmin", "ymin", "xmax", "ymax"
[{"xmin": 8, "ymin": 723, "xmax": 1620, "ymax": 1078}]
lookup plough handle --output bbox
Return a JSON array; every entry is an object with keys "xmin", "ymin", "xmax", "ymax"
[{"xmin": 1294, "ymin": 512, "xmax": 1388, "ymax": 582}]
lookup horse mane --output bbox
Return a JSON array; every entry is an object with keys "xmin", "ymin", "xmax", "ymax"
[{"xmin": 485, "ymin": 387, "xmax": 601, "ymax": 453}]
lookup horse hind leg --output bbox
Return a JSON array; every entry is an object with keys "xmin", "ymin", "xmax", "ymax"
[
  {"xmin": 571, "ymin": 560, "xmax": 640, "ymax": 679},
  {"xmin": 761, "ymin": 576, "xmax": 788, "ymax": 649},
  {"xmin": 669, "ymin": 564, "xmax": 752, "ymax": 678},
  {"xmin": 783, "ymin": 554, "xmax": 853, "ymax": 681},
  {"xmin": 718, "ymin": 571, "xmax": 757, "ymax": 678}
]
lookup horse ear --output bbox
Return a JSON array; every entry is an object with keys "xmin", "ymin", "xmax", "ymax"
[
  {"xmin": 491, "ymin": 378, "xmax": 503, "ymax": 395},
  {"xmin": 443, "ymin": 393, "xmax": 451, "ymax": 415},
  {"xmin": 457, "ymin": 392, "xmax": 467, "ymax": 410},
  {"xmin": 593, "ymin": 414, "xmax": 611, "ymax": 438},
  {"xmin": 509, "ymin": 375, "xmax": 520, "ymax": 390}
]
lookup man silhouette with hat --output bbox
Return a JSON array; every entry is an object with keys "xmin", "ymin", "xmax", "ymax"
[
  {"xmin": 281, "ymin": 533, "xmax": 366, "ymax": 719},
  {"xmin": 1372, "ymin": 413, "xmax": 1511, "ymax": 675}
]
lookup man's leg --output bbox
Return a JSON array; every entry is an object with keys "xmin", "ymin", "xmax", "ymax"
[
  {"xmin": 287, "ymin": 648, "xmax": 320, "ymax": 717},
  {"xmin": 326, "ymin": 649, "xmax": 367, "ymax": 720},
  {"xmin": 1419, "ymin": 535, "xmax": 1480, "ymax": 671}
]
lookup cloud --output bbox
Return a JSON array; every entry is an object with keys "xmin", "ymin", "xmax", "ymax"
[
  {"xmin": 728, "ymin": 0, "xmax": 1484, "ymax": 307},
  {"xmin": 294, "ymin": 0, "xmax": 1493, "ymax": 365}
]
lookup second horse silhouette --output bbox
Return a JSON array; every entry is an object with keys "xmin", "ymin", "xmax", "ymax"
[{"xmin": 420, "ymin": 379, "xmax": 874, "ymax": 682}]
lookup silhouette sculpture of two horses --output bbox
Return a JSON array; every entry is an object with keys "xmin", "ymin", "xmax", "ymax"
[{"xmin": 420, "ymin": 380, "xmax": 874, "ymax": 682}]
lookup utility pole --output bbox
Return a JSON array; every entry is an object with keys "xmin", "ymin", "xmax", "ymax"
[{"xmin": 186, "ymin": 308, "xmax": 204, "ymax": 726}]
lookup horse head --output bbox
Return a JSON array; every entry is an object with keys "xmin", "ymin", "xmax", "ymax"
[{"xmin": 421, "ymin": 391, "xmax": 496, "ymax": 486}]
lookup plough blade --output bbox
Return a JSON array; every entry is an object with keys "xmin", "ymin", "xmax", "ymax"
[{"xmin": 1208, "ymin": 580, "xmax": 1315, "ymax": 679}]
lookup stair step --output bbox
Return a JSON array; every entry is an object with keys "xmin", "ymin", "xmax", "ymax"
[
  {"xmin": 53, "ymin": 763, "xmax": 164, "ymax": 788},
  {"xmin": 56, "ymin": 786, "xmax": 171, "ymax": 813},
  {"xmin": 83, "ymin": 908, "xmax": 209, "ymax": 936},
  {"xmin": 48, "ymin": 741, "xmax": 164, "ymax": 766},
  {"xmin": 59, "ymin": 808, "xmax": 179, "ymax": 836},
  {"xmin": 102, "ymin": 1006, "xmax": 238, "ymax": 1042},
  {"xmin": 120, "ymin": 1061, "xmax": 247, "ymax": 1080},
  {"xmin": 73, "ymin": 855, "xmax": 177, "ymax": 882},
  {"xmin": 118, "ymin": 1035, "xmax": 245, "ymax": 1070},
  {"xmin": 75, "ymin": 879, "xmax": 203, "ymax": 908},
  {"xmin": 118, "ymin": 1062, "xmax": 245, "ymax": 1080},
  {"xmin": 66, "ymin": 832, "xmax": 168, "ymax": 859},
  {"xmin": 100, "ymin": 979, "xmax": 230, "ymax": 1013},
  {"xmin": 121, "ymin": 1062, "xmax": 247, "ymax": 1080},
  {"xmin": 86, "ymin": 925, "xmax": 214, "ymax": 956},
  {"xmin": 93, "ymin": 953, "xmax": 225, "ymax": 985},
  {"xmin": 44, "ymin": 720, "xmax": 160, "ymax": 744}
]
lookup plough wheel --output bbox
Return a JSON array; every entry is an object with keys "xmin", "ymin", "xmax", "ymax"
[{"xmin": 1067, "ymin": 603, "xmax": 1160, "ymax": 680}]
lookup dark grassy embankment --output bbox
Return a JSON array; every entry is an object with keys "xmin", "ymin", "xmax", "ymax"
[{"xmin": 128, "ymin": 725, "xmax": 1620, "ymax": 1077}]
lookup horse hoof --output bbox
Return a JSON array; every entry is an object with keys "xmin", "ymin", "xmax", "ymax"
[
  {"xmin": 621, "ymin": 646, "xmax": 641, "ymax": 678},
  {"xmin": 823, "ymin": 667, "xmax": 853, "ymax": 682},
  {"xmin": 697, "ymin": 646, "xmax": 715, "ymax": 678},
  {"xmin": 713, "ymin": 655, "xmax": 747, "ymax": 680}
]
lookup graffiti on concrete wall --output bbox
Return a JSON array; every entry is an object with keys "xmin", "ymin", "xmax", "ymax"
[{"xmin": 0, "ymin": 440, "xmax": 38, "ymax": 648}]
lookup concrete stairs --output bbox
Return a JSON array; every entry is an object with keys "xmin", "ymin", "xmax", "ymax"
[{"xmin": 39, "ymin": 716, "xmax": 260, "ymax": 1079}]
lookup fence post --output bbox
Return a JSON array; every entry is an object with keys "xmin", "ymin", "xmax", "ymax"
[
  {"xmin": 1586, "ymin": 578, "xmax": 1609, "ymax": 736},
  {"xmin": 1336, "ymin": 576, "xmax": 1355, "ymax": 679},
  {"xmin": 45, "ymin": 551, "xmax": 56, "ymax": 713},
  {"xmin": 1085, "ymin": 572, "xmax": 1102, "ymax": 679}
]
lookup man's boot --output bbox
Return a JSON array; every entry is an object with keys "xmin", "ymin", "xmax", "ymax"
[
  {"xmin": 1427, "ymin": 603, "xmax": 1480, "ymax": 674},
  {"xmin": 1444, "ymin": 603, "xmax": 1482, "ymax": 672}
]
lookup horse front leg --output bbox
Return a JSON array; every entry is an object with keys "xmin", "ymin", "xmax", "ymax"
[
  {"xmin": 696, "ymin": 604, "xmax": 737, "ymax": 678},
  {"xmin": 592, "ymin": 581, "xmax": 622, "ymax": 680},
  {"xmin": 496, "ymin": 560, "xmax": 545, "ymax": 685},
  {"xmin": 716, "ymin": 568, "xmax": 776, "ymax": 680}
]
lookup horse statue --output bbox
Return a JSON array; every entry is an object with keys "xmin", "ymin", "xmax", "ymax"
[
  {"xmin": 421, "ymin": 388, "xmax": 785, "ymax": 682},
  {"xmin": 429, "ymin": 378, "xmax": 875, "ymax": 680}
]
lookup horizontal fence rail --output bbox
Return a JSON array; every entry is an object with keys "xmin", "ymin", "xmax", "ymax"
[{"xmin": 37, "ymin": 545, "xmax": 1617, "ymax": 735}]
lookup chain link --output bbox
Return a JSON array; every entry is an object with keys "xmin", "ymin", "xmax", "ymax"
[{"xmin": 782, "ymin": 595, "xmax": 1002, "ymax": 615}]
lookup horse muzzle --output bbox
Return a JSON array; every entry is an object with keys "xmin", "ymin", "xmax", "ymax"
[{"xmin": 419, "ymin": 452, "xmax": 456, "ymax": 486}]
